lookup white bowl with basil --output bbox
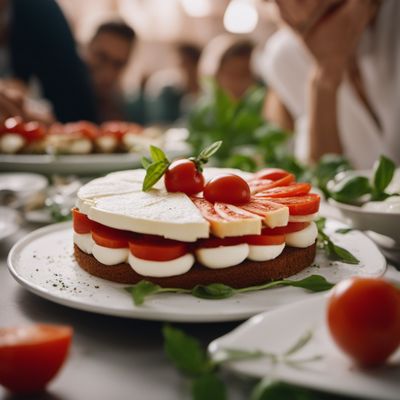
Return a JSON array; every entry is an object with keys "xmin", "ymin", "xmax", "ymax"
[{"xmin": 328, "ymin": 156, "xmax": 400, "ymax": 245}]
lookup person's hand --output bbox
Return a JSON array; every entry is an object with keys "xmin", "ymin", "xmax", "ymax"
[{"xmin": 0, "ymin": 87, "xmax": 25, "ymax": 120}]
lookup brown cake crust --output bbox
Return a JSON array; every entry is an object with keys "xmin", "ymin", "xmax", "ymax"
[{"xmin": 74, "ymin": 243, "xmax": 316, "ymax": 289}]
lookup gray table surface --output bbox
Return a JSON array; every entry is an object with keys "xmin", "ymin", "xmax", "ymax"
[{"xmin": 1, "ymin": 221, "xmax": 399, "ymax": 400}]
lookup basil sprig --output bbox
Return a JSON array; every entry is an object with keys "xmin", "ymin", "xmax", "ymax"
[
  {"xmin": 163, "ymin": 325, "xmax": 321, "ymax": 400},
  {"xmin": 141, "ymin": 141, "xmax": 222, "ymax": 191},
  {"xmin": 125, "ymin": 274, "xmax": 333, "ymax": 306},
  {"xmin": 328, "ymin": 155, "xmax": 397, "ymax": 204},
  {"xmin": 316, "ymin": 217, "xmax": 359, "ymax": 265}
]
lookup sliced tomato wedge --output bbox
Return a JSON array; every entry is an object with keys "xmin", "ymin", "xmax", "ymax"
[
  {"xmin": 249, "ymin": 174, "xmax": 295, "ymax": 194},
  {"xmin": 214, "ymin": 202, "xmax": 260, "ymax": 221},
  {"xmin": 72, "ymin": 208, "xmax": 92, "ymax": 234},
  {"xmin": 244, "ymin": 233, "xmax": 285, "ymax": 246},
  {"xmin": 258, "ymin": 194, "xmax": 320, "ymax": 215},
  {"xmin": 0, "ymin": 324, "xmax": 72, "ymax": 394},
  {"xmin": 91, "ymin": 225, "xmax": 133, "ymax": 248},
  {"xmin": 261, "ymin": 222, "xmax": 310, "ymax": 235},
  {"xmin": 192, "ymin": 197, "xmax": 225, "ymax": 222},
  {"xmin": 3, "ymin": 116, "xmax": 24, "ymax": 134},
  {"xmin": 129, "ymin": 236, "xmax": 188, "ymax": 261},
  {"xmin": 254, "ymin": 168, "xmax": 291, "ymax": 181},
  {"xmin": 255, "ymin": 183, "xmax": 311, "ymax": 198},
  {"xmin": 196, "ymin": 236, "xmax": 246, "ymax": 248}
]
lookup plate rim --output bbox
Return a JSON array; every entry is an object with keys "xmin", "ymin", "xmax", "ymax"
[{"xmin": 7, "ymin": 221, "xmax": 387, "ymax": 322}]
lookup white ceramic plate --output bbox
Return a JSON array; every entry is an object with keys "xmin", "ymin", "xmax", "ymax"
[
  {"xmin": 209, "ymin": 293, "xmax": 400, "ymax": 400},
  {"xmin": 0, "ymin": 207, "xmax": 19, "ymax": 241},
  {"xmin": 7, "ymin": 220, "xmax": 386, "ymax": 322}
]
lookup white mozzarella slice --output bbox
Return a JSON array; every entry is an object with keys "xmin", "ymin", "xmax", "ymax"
[
  {"xmin": 0, "ymin": 133, "xmax": 25, "ymax": 153},
  {"xmin": 195, "ymin": 243, "xmax": 249, "ymax": 269},
  {"xmin": 289, "ymin": 213, "xmax": 319, "ymax": 222},
  {"xmin": 73, "ymin": 232, "xmax": 94, "ymax": 254},
  {"xmin": 92, "ymin": 244, "xmax": 129, "ymax": 265},
  {"xmin": 285, "ymin": 222, "xmax": 318, "ymax": 248},
  {"xmin": 248, "ymin": 243, "xmax": 285, "ymax": 261},
  {"xmin": 96, "ymin": 135, "xmax": 118, "ymax": 152},
  {"xmin": 69, "ymin": 138, "xmax": 92, "ymax": 154},
  {"xmin": 128, "ymin": 253, "xmax": 194, "ymax": 277}
]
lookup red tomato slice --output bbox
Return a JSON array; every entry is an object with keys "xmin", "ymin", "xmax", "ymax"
[
  {"xmin": 255, "ymin": 183, "xmax": 312, "ymax": 198},
  {"xmin": 72, "ymin": 208, "xmax": 92, "ymax": 234},
  {"xmin": 101, "ymin": 121, "xmax": 130, "ymax": 140},
  {"xmin": 244, "ymin": 233, "xmax": 285, "ymax": 246},
  {"xmin": 257, "ymin": 194, "xmax": 320, "ymax": 215},
  {"xmin": 22, "ymin": 121, "xmax": 46, "ymax": 142},
  {"xmin": 0, "ymin": 324, "xmax": 72, "ymax": 394},
  {"xmin": 261, "ymin": 222, "xmax": 309, "ymax": 235},
  {"xmin": 192, "ymin": 197, "xmax": 226, "ymax": 222},
  {"xmin": 91, "ymin": 225, "xmax": 133, "ymax": 248},
  {"xmin": 129, "ymin": 236, "xmax": 188, "ymax": 261},
  {"xmin": 255, "ymin": 168, "xmax": 291, "ymax": 181},
  {"xmin": 249, "ymin": 174, "xmax": 295, "ymax": 194},
  {"xmin": 65, "ymin": 121, "xmax": 99, "ymax": 140},
  {"xmin": 196, "ymin": 236, "xmax": 246, "ymax": 248},
  {"xmin": 3, "ymin": 116, "xmax": 24, "ymax": 134}
]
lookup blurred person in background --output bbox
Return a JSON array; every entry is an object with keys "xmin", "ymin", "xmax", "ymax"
[
  {"xmin": 262, "ymin": 0, "xmax": 400, "ymax": 168},
  {"xmin": 0, "ymin": 0, "xmax": 98, "ymax": 123},
  {"xmin": 85, "ymin": 20, "xmax": 136, "ymax": 122},
  {"xmin": 199, "ymin": 35, "xmax": 256, "ymax": 100},
  {"xmin": 145, "ymin": 43, "xmax": 201, "ymax": 125}
]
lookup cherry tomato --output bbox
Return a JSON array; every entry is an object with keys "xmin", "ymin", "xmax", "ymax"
[
  {"xmin": 255, "ymin": 183, "xmax": 312, "ymax": 198},
  {"xmin": 72, "ymin": 208, "xmax": 93, "ymax": 234},
  {"xmin": 0, "ymin": 324, "xmax": 72, "ymax": 394},
  {"xmin": 22, "ymin": 121, "xmax": 46, "ymax": 141},
  {"xmin": 197, "ymin": 236, "xmax": 246, "ymax": 249},
  {"xmin": 129, "ymin": 236, "xmax": 188, "ymax": 261},
  {"xmin": 204, "ymin": 174, "xmax": 251, "ymax": 205},
  {"xmin": 328, "ymin": 278, "xmax": 400, "ymax": 367},
  {"xmin": 255, "ymin": 168, "xmax": 291, "ymax": 181},
  {"xmin": 3, "ymin": 116, "xmax": 24, "ymax": 133},
  {"xmin": 164, "ymin": 159, "xmax": 205, "ymax": 195},
  {"xmin": 258, "ymin": 194, "xmax": 320, "ymax": 215},
  {"xmin": 244, "ymin": 233, "xmax": 285, "ymax": 246},
  {"xmin": 91, "ymin": 224, "xmax": 133, "ymax": 248},
  {"xmin": 261, "ymin": 222, "xmax": 309, "ymax": 235}
]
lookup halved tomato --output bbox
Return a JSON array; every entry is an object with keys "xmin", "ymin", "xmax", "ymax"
[
  {"xmin": 257, "ymin": 194, "xmax": 320, "ymax": 215},
  {"xmin": 196, "ymin": 236, "xmax": 246, "ymax": 248},
  {"xmin": 22, "ymin": 121, "xmax": 46, "ymax": 142},
  {"xmin": 72, "ymin": 208, "xmax": 92, "ymax": 234},
  {"xmin": 129, "ymin": 236, "xmax": 188, "ymax": 261},
  {"xmin": 0, "ymin": 324, "xmax": 72, "ymax": 394},
  {"xmin": 91, "ymin": 224, "xmax": 133, "ymax": 248},
  {"xmin": 249, "ymin": 174, "xmax": 295, "ymax": 194},
  {"xmin": 255, "ymin": 168, "xmax": 291, "ymax": 181},
  {"xmin": 244, "ymin": 233, "xmax": 285, "ymax": 246},
  {"xmin": 255, "ymin": 183, "xmax": 311, "ymax": 198},
  {"xmin": 261, "ymin": 222, "xmax": 309, "ymax": 235},
  {"xmin": 3, "ymin": 116, "xmax": 24, "ymax": 134}
]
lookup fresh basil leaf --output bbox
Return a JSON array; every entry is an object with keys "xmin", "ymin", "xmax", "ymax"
[
  {"xmin": 125, "ymin": 280, "xmax": 162, "ymax": 306},
  {"xmin": 141, "ymin": 156, "xmax": 152, "ymax": 170},
  {"xmin": 162, "ymin": 325, "xmax": 212, "ymax": 376},
  {"xmin": 372, "ymin": 155, "xmax": 395, "ymax": 194},
  {"xmin": 284, "ymin": 331, "xmax": 313, "ymax": 356},
  {"xmin": 251, "ymin": 380, "xmax": 316, "ymax": 400},
  {"xmin": 191, "ymin": 283, "xmax": 235, "ymax": 300},
  {"xmin": 142, "ymin": 160, "xmax": 169, "ymax": 191},
  {"xmin": 282, "ymin": 275, "xmax": 334, "ymax": 292},
  {"xmin": 150, "ymin": 145, "xmax": 168, "ymax": 163},
  {"xmin": 327, "ymin": 242, "xmax": 360, "ymax": 265},
  {"xmin": 315, "ymin": 217, "xmax": 326, "ymax": 231},
  {"xmin": 330, "ymin": 175, "xmax": 371, "ymax": 204},
  {"xmin": 191, "ymin": 374, "xmax": 227, "ymax": 400},
  {"xmin": 335, "ymin": 228, "xmax": 353, "ymax": 234},
  {"xmin": 197, "ymin": 140, "xmax": 223, "ymax": 162}
]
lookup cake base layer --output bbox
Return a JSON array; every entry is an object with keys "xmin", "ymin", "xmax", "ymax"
[{"xmin": 74, "ymin": 243, "xmax": 317, "ymax": 289}]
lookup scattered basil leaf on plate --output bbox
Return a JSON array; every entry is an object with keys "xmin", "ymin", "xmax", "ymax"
[
  {"xmin": 191, "ymin": 374, "xmax": 227, "ymax": 400},
  {"xmin": 142, "ymin": 159, "xmax": 170, "ymax": 191},
  {"xmin": 335, "ymin": 228, "xmax": 353, "ymax": 234},
  {"xmin": 191, "ymin": 283, "xmax": 235, "ymax": 300}
]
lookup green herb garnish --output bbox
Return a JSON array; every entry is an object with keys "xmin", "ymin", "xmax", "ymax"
[
  {"xmin": 316, "ymin": 217, "xmax": 359, "ymax": 265},
  {"xmin": 125, "ymin": 274, "xmax": 333, "ymax": 306},
  {"xmin": 141, "ymin": 141, "xmax": 222, "ymax": 191}
]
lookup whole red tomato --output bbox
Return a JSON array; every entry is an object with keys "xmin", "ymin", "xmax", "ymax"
[
  {"xmin": 0, "ymin": 324, "xmax": 73, "ymax": 393},
  {"xmin": 327, "ymin": 277, "xmax": 400, "ymax": 367},
  {"xmin": 203, "ymin": 174, "xmax": 251, "ymax": 205},
  {"xmin": 164, "ymin": 159, "xmax": 205, "ymax": 195}
]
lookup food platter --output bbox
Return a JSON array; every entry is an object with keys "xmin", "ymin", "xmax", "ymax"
[{"xmin": 8, "ymin": 219, "xmax": 386, "ymax": 322}]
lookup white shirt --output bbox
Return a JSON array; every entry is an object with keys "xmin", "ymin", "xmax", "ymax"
[{"xmin": 262, "ymin": 0, "xmax": 400, "ymax": 169}]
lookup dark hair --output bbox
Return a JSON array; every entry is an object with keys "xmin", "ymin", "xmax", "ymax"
[
  {"xmin": 177, "ymin": 43, "xmax": 201, "ymax": 64},
  {"xmin": 220, "ymin": 40, "xmax": 254, "ymax": 65},
  {"xmin": 92, "ymin": 21, "xmax": 136, "ymax": 43}
]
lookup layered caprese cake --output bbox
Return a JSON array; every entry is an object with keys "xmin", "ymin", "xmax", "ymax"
[{"xmin": 72, "ymin": 143, "xmax": 320, "ymax": 289}]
